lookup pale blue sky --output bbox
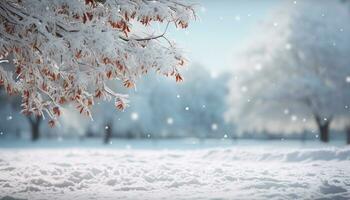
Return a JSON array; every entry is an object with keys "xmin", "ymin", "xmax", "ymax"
[{"xmin": 167, "ymin": 0, "xmax": 283, "ymax": 73}]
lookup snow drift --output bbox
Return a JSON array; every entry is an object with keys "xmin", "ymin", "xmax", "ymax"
[{"xmin": 0, "ymin": 147, "xmax": 349, "ymax": 200}]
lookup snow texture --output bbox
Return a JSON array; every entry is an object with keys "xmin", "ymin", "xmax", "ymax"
[{"xmin": 0, "ymin": 148, "xmax": 350, "ymax": 200}]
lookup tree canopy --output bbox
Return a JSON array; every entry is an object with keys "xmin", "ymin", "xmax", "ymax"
[{"xmin": 225, "ymin": 0, "xmax": 350, "ymax": 141}]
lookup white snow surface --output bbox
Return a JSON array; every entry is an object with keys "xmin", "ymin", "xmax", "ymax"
[{"xmin": 0, "ymin": 147, "xmax": 350, "ymax": 200}]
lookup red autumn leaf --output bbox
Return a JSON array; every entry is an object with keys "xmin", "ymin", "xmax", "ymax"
[
  {"xmin": 53, "ymin": 107, "xmax": 61, "ymax": 116},
  {"xmin": 175, "ymin": 73, "xmax": 183, "ymax": 82},
  {"xmin": 123, "ymin": 80, "xmax": 134, "ymax": 88},
  {"xmin": 75, "ymin": 50, "xmax": 82, "ymax": 59},
  {"xmin": 95, "ymin": 90, "xmax": 102, "ymax": 98},
  {"xmin": 48, "ymin": 120, "xmax": 55, "ymax": 128},
  {"xmin": 115, "ymin": 99, "xmax": 125, "ymax": 110},
  {"xmin": 106, "ymin": 71, "xmax": 112, "ymax": 79}
]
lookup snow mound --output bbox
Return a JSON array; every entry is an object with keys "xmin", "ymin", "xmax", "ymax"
[
  {"xmin": 202, "ymin": 148, "xmax": 350, "ymax": 162},
  {"xmin": 0, "ymin": 147, "xmax": 349, "ymax": 200}
]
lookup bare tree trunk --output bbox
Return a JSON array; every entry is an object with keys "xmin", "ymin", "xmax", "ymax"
[
  {"xmin": 346, "ymin": 126, "xmax": 350, "ymax": 145},
  {"xmin": 314, "ymin": 115, "xmax": 331, "ymax": 143},
  {"xmin": 319, "ymin": 123, "xmax": 330, "ymax": 143},
  {"xmin": 104, "ymin": 121, "xmax": 113, "ymax": 144},
  {"xmin": 27, "ymin": 116, "xmax": 42, "ymax": 142}
]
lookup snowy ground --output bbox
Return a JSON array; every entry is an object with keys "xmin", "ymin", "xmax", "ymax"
[{"xmin": 0, "ymin": 141, "xmax": 350, "ymax": 200}]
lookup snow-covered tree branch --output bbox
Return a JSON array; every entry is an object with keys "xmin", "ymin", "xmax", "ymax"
[{"xmin": 0, "ymin": 0, "xmax": 196, "ymax": 126}]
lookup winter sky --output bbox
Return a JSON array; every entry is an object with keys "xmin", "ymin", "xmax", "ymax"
[{"xmin": 167, "ymin": 0, "xmax": 283, "ymax": 73}]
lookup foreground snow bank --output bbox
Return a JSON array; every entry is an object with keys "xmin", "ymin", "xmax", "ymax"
[{"xmin": 0, "ymin": 147, "xmax": 350, "ymax": 200}]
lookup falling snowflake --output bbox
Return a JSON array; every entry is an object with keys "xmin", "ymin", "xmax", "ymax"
[
  {"xmin": 346, "ymin": 76, "xmax": 350, "ymax": 83},
  {"xmin": 211, "ymin": 123, "xmax": 218, "ymax": 131},
  {"xmin": 176, "ymin": 94, "xmax": 181, "ymax": 99},
  {"xmin": 291, "ymin": 115, "xmax": 298, "ymax": 121},
  {"xmin": 223, "ymin": 134, "xmax": 228, "ymax": 139},
  {"xmin": 241, "ymin": 86, "xmax": 248, "ymax": 92},
  {"xmin": 255, "ymin": 63, "xmax": 262, "ymax": 71},
  {"xmin": 235, "ymin": 15, "xmax": 241, "ymax": 21},
  {"xmin": 167, "ymin": 118, "xmax": 174, "ymax": 125},
  {"xmin": 105, "ymin": 126, "xmax": 109, "ymax": 130},
  {"xmin": 210, "ymin": 70, "xmax": 218, "ymax": 79},
  {"xmin": 185, "ymin": 107, "xmax": 189, "ymax": 111},
  {"xmin": 131, "ymin": 112, "xmax": 139, "ymax": 121},
  {"xmin": 285, "ymin": 43, "xmax": 292, "ymax": 50},
  {"xmin": 6, "ymin": 116, "xmax": 12, "ymax": 121},
  {"xmin": 283, "ymin": 109, "xmax": 290, "ymax": 115}
]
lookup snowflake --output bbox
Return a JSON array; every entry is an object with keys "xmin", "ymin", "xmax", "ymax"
[
  {"xmin": 211, "ymin": 123, "xmax": 218, "ymax": 131},
  {"xmin": 235, "ymin": 15, "xmax": 241, "ymax": 21},
  {"xmin": 241, "ymin": 86, "xmax": 248, "ymax": 92},
  {"xmin": 131, "ymin": 112, "xmax": 139, "ymax": 121},
  {"xmin": 285, "ymin": 43, "xmax": 292, "ymax": 50},
  {"xmin": 255, "ymin": 63, "xmax": 262, "ymax": 71},
  {"xmin": 167, "ymin": 118, "xmax": 174, "ymax": 125},
  {"xmin": 346, "ymin": 76, "xmax": 350, "ymax": 83},
  {"xmin": 210, "ymin": 71, "xmax": 218, "ymax": 79}
]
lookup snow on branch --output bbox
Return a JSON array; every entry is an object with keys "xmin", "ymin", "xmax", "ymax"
[{"xmin": 0, "ymin": 0, "xmax": 196, "ymax": 126}]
